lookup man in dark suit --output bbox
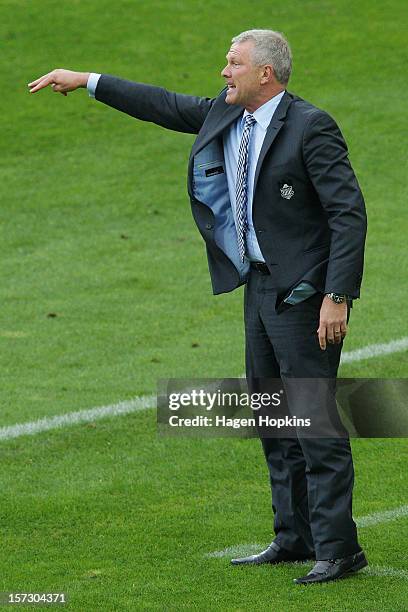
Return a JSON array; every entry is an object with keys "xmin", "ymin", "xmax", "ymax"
[{"xmin": 29, "ymin": 28, "xmax": 367, "ymax": 584}]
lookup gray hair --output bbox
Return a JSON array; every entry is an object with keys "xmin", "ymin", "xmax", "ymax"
[{"xmin": 231, "ymin": 29, "xmax": 292, "ymax": 85}]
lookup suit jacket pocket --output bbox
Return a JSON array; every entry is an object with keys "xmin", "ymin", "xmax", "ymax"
[{"xmin": 303, "ymin": 243, "xmax": 330, "ymax": 254}]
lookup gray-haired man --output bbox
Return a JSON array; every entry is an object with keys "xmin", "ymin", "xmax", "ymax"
[{"xmin": 29, "ymin": 29, "xmax": 367, "ymax": 584}]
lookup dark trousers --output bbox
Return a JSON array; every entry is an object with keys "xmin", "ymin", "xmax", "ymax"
[{"xmin": 244, "ymin": 268, "xmax": 361, "ymax": 560}]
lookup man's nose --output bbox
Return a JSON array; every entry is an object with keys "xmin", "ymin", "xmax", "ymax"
[{"xmin": 221, "ymin": 65, "xmax": 230, "ymax": 78}]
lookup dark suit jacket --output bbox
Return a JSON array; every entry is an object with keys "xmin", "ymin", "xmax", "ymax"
[{"xmin": 95, "ymin": 76, "xmax": 367, "ymax": 307}]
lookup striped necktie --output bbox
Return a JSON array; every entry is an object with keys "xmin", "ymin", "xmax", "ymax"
[{"xmin": 235, "ymin": 113, "xmax": 256, "ymax": 262}]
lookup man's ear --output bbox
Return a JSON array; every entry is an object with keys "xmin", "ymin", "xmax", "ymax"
[{"xmin": 260, "ymin": 64, "xmax": 274, "ymax": 85}]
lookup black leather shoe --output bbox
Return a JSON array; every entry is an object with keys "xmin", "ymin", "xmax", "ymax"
[
  {"xmin": 231, "ymin": 541, "xmax": 314, "ymax": 566},
  {"xmin": 294, "ymin": 550, "xmax": 368, "ymax": 584}
]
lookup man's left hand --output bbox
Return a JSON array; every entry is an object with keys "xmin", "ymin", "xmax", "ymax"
[{"xmin": 317, "ymin": 296, "xmax": 347, "ymax": 350}]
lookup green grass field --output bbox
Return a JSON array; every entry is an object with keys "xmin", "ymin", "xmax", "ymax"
[{"xmin": 1, "ymin": 0, "xmax": 408, "ymax": 609}]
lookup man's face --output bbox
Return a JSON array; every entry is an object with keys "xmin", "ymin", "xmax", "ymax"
[{"xmin": 221, "ymin": 41, "xmax": 263, "ymax": 109}]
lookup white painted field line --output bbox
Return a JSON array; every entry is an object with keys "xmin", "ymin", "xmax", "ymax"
[
  {"xmin": 362, "ymin": 566, "xmax": 408, "ymax": 580},
  {"xmin": 340, "ymin": 336, "xmax": 408, "ymax": 364},
  {"xmin": 0, "ymin": 395, "xmax": 155, "ymax": 442},
  {"xmin": 206, "ymin": 504, "xmax": 408, "ymax": 559},
  {"xmin": 207, "ymin": 544, "xmax": 264, "ymax": 559},
  {"xmin": 0, "ymin": 336, "xmax": 407, "ymax": 443},
  {"xmin": 356, "ymin": 505, "xmax": 408, "ymax": 527}
]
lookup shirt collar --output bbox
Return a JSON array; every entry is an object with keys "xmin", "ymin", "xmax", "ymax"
[{"xmin": 241, "ymin": 90, "xmax": 286, "ymax": 130}]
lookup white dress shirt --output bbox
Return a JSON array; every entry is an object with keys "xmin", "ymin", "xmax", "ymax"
[{"xmin": 223, "ymin": 91, "xmax": 285, "ymax": 262}]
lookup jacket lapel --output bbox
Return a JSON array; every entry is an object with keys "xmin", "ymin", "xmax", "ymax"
[
  {"xmin": 253, "ymin": 91, "xmax": 293, "ymax": 193},
  {"xmin": 190, "ymin": 93, "xmax": 243, "ymax": 157},
  {"xmin": 190, "ymin": 90, "xmax": 294, "ymax": 183}
]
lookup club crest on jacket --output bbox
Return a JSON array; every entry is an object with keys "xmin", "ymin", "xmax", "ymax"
[{"xmin": 280, "ymin": 183, "xmax": 295, "ymax": 199}]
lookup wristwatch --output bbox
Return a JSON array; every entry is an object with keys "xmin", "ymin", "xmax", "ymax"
[{"xmin": 325, "ymin": 293, "xmax": 347, "ymax": 304}]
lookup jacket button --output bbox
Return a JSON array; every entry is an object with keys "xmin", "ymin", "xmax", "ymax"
[{"xmin": 205, "ymin": 223, "xmax": 213, "ymax": 230}]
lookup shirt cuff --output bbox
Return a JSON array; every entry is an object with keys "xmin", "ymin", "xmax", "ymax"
[{"xmin": 87, "ymin": 73, "xmax": 101, "ymax": 98}]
